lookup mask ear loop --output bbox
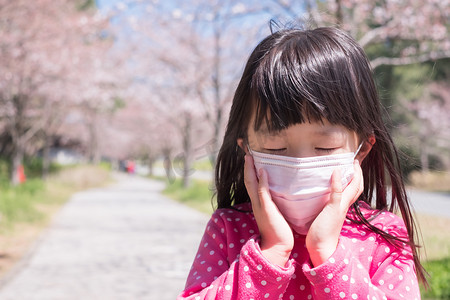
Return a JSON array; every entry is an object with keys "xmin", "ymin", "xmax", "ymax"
[
  {"xmin": 353, "ymin": 141, "xmax": 364, "ymax": 159},
  {"xmin": 246, "ymin": 144, "xmax": 254, "ymax": 156},
  {"xmin": 350, "ymin": 141, "xmax": 365, "ymax": 206}
]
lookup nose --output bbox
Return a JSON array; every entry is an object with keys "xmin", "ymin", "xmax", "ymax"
[{"xmin": 287, "ymin": 147, "xmax": 316, "ymax": 158}]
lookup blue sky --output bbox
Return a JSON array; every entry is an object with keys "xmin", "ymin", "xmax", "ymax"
[{"xmin": 95, "ymin": 0, "xmax": 118, "ymax": 11}]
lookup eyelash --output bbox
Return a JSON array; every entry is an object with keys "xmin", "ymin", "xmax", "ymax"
[
  {"xmin": 264, "ymin": 148, "xmax": 337, "ymax": 154},
  {"xmin": 316, "ymin": 148, "xmax": 335, "ymax": 153},
  {"xmin": 265, "ymin": 148, "xmax": 287, "ymax": 154}
]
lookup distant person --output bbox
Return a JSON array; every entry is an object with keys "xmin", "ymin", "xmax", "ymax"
[
  {"xmin": 127, "ymin": 160, "xmax": 135, "ymax": 175},
  {"xmin": 178, "ymin": 26, "xmax": 426, "ymax": 299}
]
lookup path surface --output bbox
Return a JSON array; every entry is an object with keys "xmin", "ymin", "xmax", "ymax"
[
  {"xmin": 0, "ymin": 174, "xmax": 209, "ymax": 300},
  {"xmin": 406, "ymin": 189, "xmax": 450, "ymax": 218}
]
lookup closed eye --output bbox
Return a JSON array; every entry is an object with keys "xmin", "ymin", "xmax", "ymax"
[
  {"xmin": 316, "ymin": 148, "xmax": 336, "ymax": 154},
  {"xmin": 264, "ymin": 148, "xmax": 287, "ymax": 154}
]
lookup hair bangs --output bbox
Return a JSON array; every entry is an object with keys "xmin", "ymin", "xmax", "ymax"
[
  {"xmin": 249, "ymin": 42, "xmax": 326, "ymax": 133},
  {"xmin": 249, "ymin": 28, "xmax": 369, "ymax": 135}
]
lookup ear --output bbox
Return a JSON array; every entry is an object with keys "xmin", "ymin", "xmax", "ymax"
[
  {"xmin": 355, "ymin": 134, "xmax": 376, "ymax": 163},
  {"xmin": 237, "ymin": 138, "xmax": 248, "ymax": 154}
]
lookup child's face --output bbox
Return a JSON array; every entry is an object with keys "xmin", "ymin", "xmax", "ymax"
[{"xmin": 246, "ymin": 114, "xmax": 360, "ymax": 158}]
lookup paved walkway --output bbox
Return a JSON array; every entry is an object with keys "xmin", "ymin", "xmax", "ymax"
[
  {"xmin": 407, "ymin": 189, "xmax": 450, "ymax": 218},
  {"xmin": 0, "ymin": 174, "xmax": 209, "ymax": 300}
]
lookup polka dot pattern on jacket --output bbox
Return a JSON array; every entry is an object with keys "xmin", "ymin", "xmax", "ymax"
[{"xmin": 178, "ymin": 202, "xmax": 421, "ymax": 300}]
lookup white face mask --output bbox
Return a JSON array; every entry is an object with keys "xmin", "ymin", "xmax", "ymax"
[{"xmin": 249, "ymin": 144, "xmax": 362, "ymax": 235}]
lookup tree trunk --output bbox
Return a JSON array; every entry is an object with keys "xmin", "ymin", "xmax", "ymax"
[
  {"xmin": 335, "ymin": 0, "xmax": 343, "ymax": 25},
  {"xmin": 88, "ymin": 111, "xmax": 100, "ymax": 164},
  {"xmin": 182, "ymin": 112, "xmax": 193, "ymax": 188},
  {"xmin": 210, "ymin": 29, "xmax": 222, "ymax": 173},
  {"xmin": 419, "ymin": 124, "xmax": 430, "ymax": 173},
  {"xmin": 210, "ymin": 107, "xmax": 221, "ymax": 174},
  {"xmin": 42, "ymin": 133, "xmax": 51, "ymax": 179},
  {"xmin": 147, "ymin": 154, "xmax": 156, "ymax": 177},
  {"xmin": 163, "ymin": 147, "xmax": 174, "ymax": 183},
  {"xmin": 420, "ymin": 139, "xmax": 429, "ymax": 173}
]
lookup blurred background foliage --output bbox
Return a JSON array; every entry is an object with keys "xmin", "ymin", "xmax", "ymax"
[{"xmin": 0, "ymin": 0, "xmax": 449, "ymax": 189}]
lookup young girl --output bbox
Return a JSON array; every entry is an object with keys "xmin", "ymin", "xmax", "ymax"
[{"xmin": 178, "ymin": 26, "xmax": 426, "ymax": 299}]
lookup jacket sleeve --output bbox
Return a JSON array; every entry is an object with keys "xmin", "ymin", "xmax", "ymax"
[
  {"xmin": 177, "ymin": 212, "xmax": 295, "ymax": 300},
  {"xmin": 303, "ymin": 215, "xmax": 421, "ymax": 300}
]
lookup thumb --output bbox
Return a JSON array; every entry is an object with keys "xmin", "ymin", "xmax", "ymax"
[{"xmin": 257, "ymin": 168, "xmax": 272, "ymax": 208}]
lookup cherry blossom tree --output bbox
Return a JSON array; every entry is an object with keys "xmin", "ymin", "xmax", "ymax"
[
  {"xmin": 0, "ymin": 0, "xmax": 112, "ymax": 184},
  {"xmin": 263, "ymin": 0, "xmax": 450, "ymax": 172},
  {"xmin": 108, "ymin": 0, "xmax": 270, "ymax": 186},
  {"xmin": 395, "ymin": 73, "xmax": 450, "ymax": 173},
  {"xmin": 266, "ymin": 0, "xmax": 450, "ymax": 69},
  {"xmin": 100, "ymin": 1, "xmax": 252, "ymax": 186},
  {"xmin": 97, "ymin": 0, "xmax": 450, "ymax": 179}
]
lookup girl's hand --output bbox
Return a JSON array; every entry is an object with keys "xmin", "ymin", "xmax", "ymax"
[
  {"xmin": 244, "ymin": 154, "xmax": 294, "ymax": 267},
  {"xmin": 306, "ymin": 160, "xmax": 364, "ymax": 267}
]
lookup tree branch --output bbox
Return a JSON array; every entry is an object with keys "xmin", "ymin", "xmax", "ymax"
[
  {"xmin": 358, "ymin": 26, "xmax": 388, "ymax": 48},
  {"xmin": 370, "ymin": 50, "xmax": 450, "ymax": 69}
]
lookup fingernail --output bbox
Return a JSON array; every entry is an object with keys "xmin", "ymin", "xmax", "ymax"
[{"xmin": 258, "ymin": 168, "xmax": 265, "ymax": 180}]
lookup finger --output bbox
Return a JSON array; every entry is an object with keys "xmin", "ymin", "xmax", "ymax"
[
  {"xmin": 243, "ymin": 155, "xmax": 260, "ymax": 205},
  {"xmin": 342, "ymin": 160, "xmax": 363, "ymax": 207},
  {"xmin": 257, "ymin": 168, "xmax": 272, "ymax": 209}
]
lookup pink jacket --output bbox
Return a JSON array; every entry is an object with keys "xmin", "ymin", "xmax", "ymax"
[{"xmin": 178, "ymin": 202, "xmax": 421, "ymax": 300}]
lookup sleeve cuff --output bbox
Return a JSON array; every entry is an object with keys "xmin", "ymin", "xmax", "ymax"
[
  {"xmin": 302, "ymin": 239, "xmax": 349, "ymax": 286},
  {"xmin": 240, "ymin": 235, "xmax": 295, "ymax": 284}
]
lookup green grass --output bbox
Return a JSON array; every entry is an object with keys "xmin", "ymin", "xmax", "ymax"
[
  {"xmin": 417, "ymin": 214, "xmax": 450, "ymax": 299},
  {"xmin": 421, "ymin": 257, "xmax": 450, "ymax": 299},
  {"xmin": 162, "ymin": 178, "xmax": 214, "ymax": 215},
  {"xmin": 0, "ymin": 179, "xmax": 47, "ymax": 229},
  {"xmin": 153, "ymin": 157, "xmax": 214, "ymax": 173},
  {"xmin": 0, "ymin": 165, "xmax": 112, "ymax": 232},
  {"xmin": 192, "ymin": 158, "xmax": 214, "ymax": 172}
]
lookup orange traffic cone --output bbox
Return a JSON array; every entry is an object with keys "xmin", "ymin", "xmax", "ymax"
[{"xmin": 17, "ymin": 164, "xmax": 26, "ymax": 183}]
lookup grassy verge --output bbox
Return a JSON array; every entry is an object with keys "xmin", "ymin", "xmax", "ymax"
[
  {"xmin": 417, "ymin": 214, "xmax": 450, "ymax": 299},
  {"xmin": 159, "ymin": 177, "xmax": 450, "ymax": 299},
  {"xmin": 422, "ymin": 257, "xmax": 450, "ymax": 299},
  {"xmin": 407, "ymin": 172, "xmax": 450, "ymax": 298},
  {"xmin": 409, "ymin": 171, "xmax": 450, "ymax": 193},
  {"xmin": 0, "ymin": 164, "xmax": 112, "ymax": 279},
  {"xmin": 417, "ymin": 214, "xmax": 450, "ymax": 261},
  {"xmin": 162, "ymin": 178, "xmax": 214, "ymax": 215}
]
